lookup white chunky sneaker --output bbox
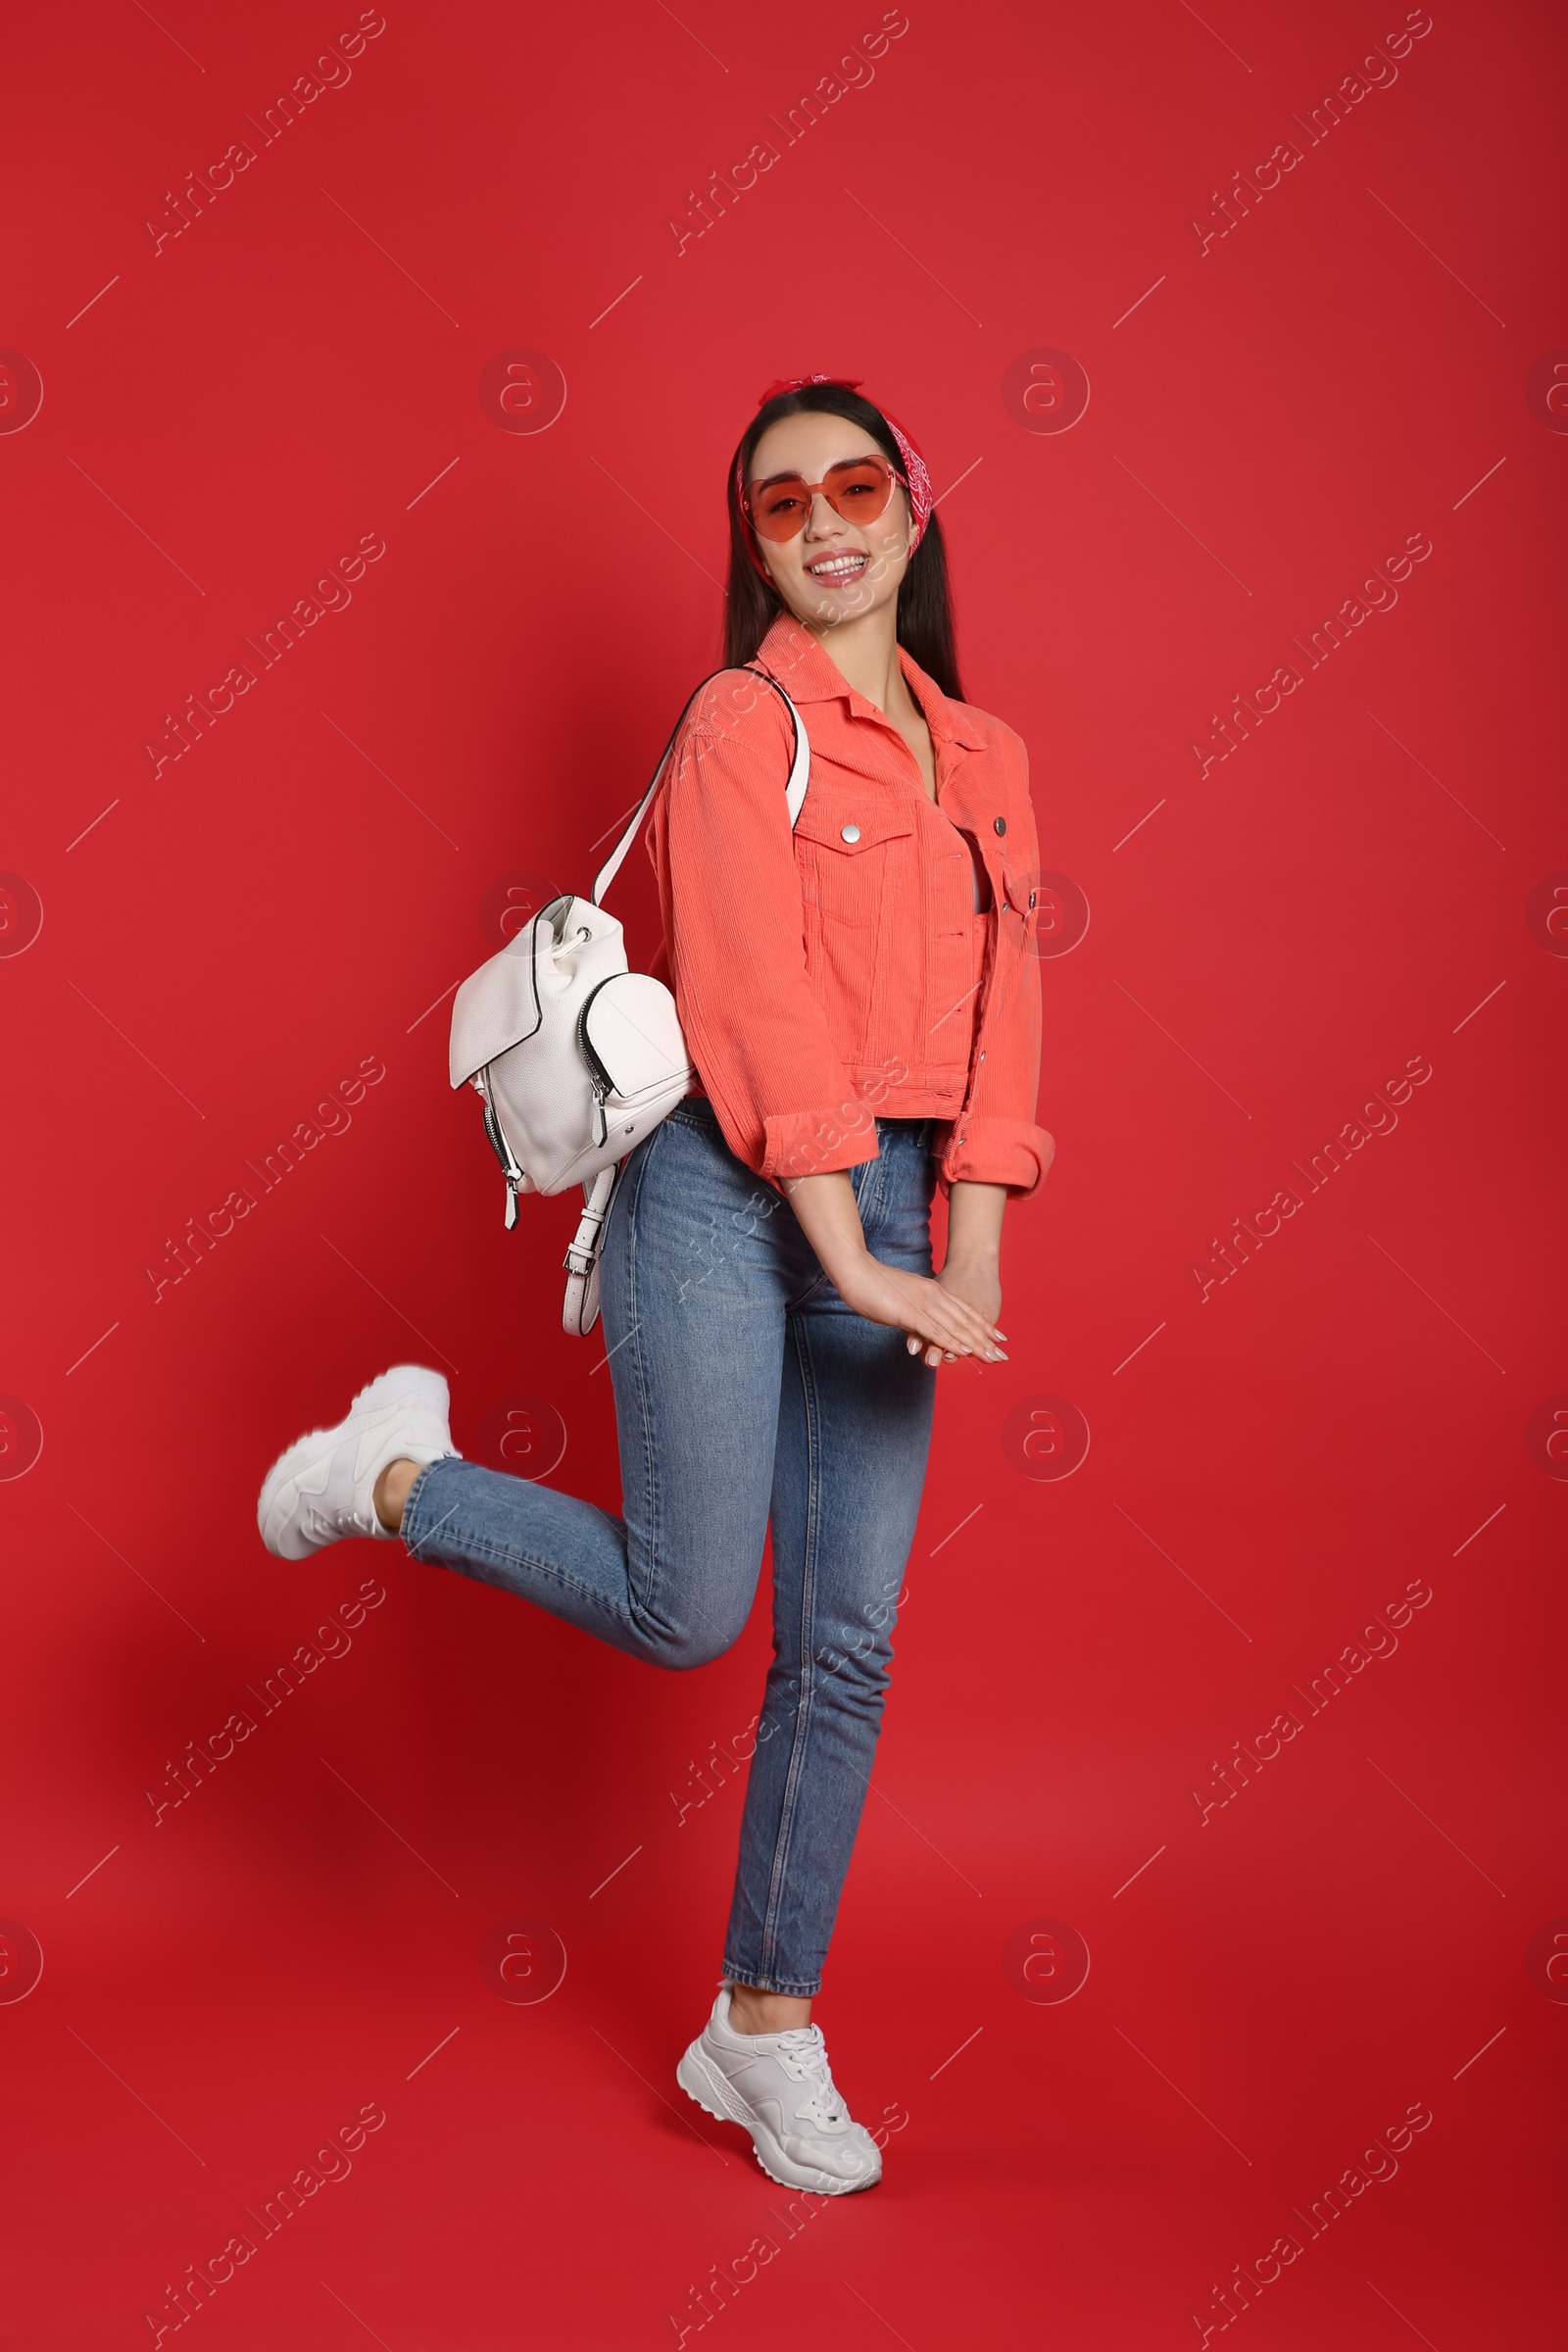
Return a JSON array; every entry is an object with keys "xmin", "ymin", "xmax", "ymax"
[
  {"xmin": 676, "ymin": 1984, "xmax": 882, "ymax": 2194},
  {"xmin": 257, "ymin": 1365, "xmax": 456, "ymax": 1559}
]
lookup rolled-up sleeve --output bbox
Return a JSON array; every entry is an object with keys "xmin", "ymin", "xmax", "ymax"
[
  {"xmin": 934, "ymin": 744, "xmax": 1054, "ymax": 1199},
  {"xmin": 939, "ymin": 1110, "xmax": 1054, "ymax": 1195},
  {"xmin": 936, "ymin": 943, "xmax": 1054, "ymax": 1192},
  {"xmin": 649, "ymin": 692, "xmax": 878, "ymax": 1184}
]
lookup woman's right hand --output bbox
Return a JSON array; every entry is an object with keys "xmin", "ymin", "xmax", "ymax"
[{"xmin": 833, "ymin": 1250, "xmax": 1007, "ymax": 1365}]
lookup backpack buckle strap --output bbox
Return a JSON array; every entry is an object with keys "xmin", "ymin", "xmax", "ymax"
[{"xmin": 561, "ymin": 1163, "xmax": 619, "ymax": 1278}]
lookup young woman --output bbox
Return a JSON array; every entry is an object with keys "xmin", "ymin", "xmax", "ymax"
[{"xmin": 257, "ymin": 374, "xmax": 1052, "ymax": 2195}]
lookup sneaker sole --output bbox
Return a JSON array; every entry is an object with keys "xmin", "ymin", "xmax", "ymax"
[
  {"xmin": 675, "ymin": 2043, "xmax": 881, "ymax": 2196},
  {"xmin": 257, "ymin": 1365, "xmax": 449, "ymax": 1559}
]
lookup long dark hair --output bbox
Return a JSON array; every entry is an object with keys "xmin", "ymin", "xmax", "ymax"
[{"xmin": 721, "ymin": 382, "xmax": 965, "ymax": 702}]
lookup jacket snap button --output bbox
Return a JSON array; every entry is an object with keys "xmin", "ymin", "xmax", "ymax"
[
  {"xmin": 994, "ymin": 816, "xmax": 1006, "ymax": 835},
  {"xmin": 841, "ymin": 822, "xmax": 861, "ymax": 843}
]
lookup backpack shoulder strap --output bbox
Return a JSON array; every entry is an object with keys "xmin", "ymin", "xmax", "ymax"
[{"xmin": 591, "ymin": 664, "xmax": 808, "ymax": 906}]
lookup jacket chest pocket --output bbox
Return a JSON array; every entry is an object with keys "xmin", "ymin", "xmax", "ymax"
[{"xmin": 793, "ymin": 799, "xmax": 914, "ymax": 930}]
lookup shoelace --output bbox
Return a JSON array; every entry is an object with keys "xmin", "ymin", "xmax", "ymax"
[{"xmin": 771, "ymin": 2026, "xmax": 848, "ymax": 2128}]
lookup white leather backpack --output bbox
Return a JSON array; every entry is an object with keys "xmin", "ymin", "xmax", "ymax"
[{"xmin": 448, "ymin": 665, "xmax": 809, "ymax": 1335}]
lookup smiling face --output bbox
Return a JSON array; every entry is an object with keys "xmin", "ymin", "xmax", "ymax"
[{"xmin": 745, "ymin": 410, "xmax": 913, "ymax": 631}]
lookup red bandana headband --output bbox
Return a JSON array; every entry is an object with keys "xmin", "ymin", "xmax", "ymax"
[{"xmin": 734, "ymin": 373, "xmax": 934, "ymax": 579}]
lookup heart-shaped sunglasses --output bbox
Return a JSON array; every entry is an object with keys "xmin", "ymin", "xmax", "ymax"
[{"xmin": 743, "ymin": 454, "xmax": 909, "ymax": 543}]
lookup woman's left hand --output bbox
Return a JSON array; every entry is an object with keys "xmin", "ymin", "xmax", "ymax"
[{"xmin": 909, "ymin": 1260, "xmax": 1004, "ymax": 1366}]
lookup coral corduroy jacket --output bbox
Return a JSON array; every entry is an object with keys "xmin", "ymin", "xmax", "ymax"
[{"xmin": 646, "ymin": 612, "xmax": 1053, "ymax": 1197}]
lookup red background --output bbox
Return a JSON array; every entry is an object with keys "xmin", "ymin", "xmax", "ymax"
[{"xmin": 2, "ymin": 1, "xmax": 1563, "ymax": 2344}]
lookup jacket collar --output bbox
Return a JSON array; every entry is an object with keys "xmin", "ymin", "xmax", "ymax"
[{"xmin": 753, "ymin": 612, "xmax": 988, "ymax": 752}]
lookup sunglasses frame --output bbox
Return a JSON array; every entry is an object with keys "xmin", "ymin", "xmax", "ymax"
[{"xmin": 743, "ymin": 452, "xmax": 909, "ymax": 543}]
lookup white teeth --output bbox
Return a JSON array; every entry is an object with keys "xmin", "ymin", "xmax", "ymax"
[{"xmin": 809, "ymin": 556, "xmax": 865, "ymax": 578}]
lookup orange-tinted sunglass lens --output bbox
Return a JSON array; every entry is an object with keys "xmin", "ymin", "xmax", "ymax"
[{"xmin": 749, "ymin": 458, "xmax": 898, "ymax": 540}]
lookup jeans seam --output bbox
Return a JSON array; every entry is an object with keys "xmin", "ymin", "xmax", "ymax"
[
  {"xmin": 621, "ymin": 1122, "xmax": 662, "ymax": 1628},
  {"xmin": 858, "ymin": 1143, "xmax": 886, "ymax": 1235},
  {"xmin": 758, "ymin": 1315, "xmax": 821, "ymax": 1985}
]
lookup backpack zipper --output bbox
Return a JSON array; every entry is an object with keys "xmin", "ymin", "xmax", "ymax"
[
  {"xmin": 576, "ymin": 977, "xmax": 617, "ymax": 1102},
  {"xmin": 477, "ymin": 1072, "xmax": 527, "ymax": 1227}
]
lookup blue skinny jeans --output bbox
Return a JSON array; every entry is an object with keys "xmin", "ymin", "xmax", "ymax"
[{"xmin": 401, "ymin": 1096, "xmax": 939, "ymax": 1996}]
